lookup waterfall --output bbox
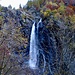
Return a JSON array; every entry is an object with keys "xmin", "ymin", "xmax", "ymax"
[
  {"xmin": 37, "ymin": 19, "xmax": 42, "ymax": 30},
  {"xmin": 29, "ymin": 22, "xmax": 38, "ymax": 69},
  {"xmin": 29, "ymin": 19, "xmax": 54, "ymax": 75},
  {"xmin": 29, "ymin": 19, "xmax": 44, "ymax": 70}
]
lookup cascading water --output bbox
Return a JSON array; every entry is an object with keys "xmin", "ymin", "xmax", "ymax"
[
  {"xmin": 29, "ymin": 19, "xmax": 56, "ymax": 75},
  {"xmin": 29, "ymin": 22, "xmax": 38, "ymax": 69}
]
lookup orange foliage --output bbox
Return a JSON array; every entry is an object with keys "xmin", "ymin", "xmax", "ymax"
[
  {"xmin": 65, "ymin": 6, "xmax": 74, "ymax": 16},
  {"xmin": 72, "ymin": 6, "xmax": 75, "ymax": 12},
  {"xmin": 46, "ymin": 4, "xmax": 60, "ymax": 10},
  {"xmin": 68, "ymin": 5, "xmax": 75, "ymax": 12},
  {"xmin": 63, "ymin": 0, "xmax": 75, "ymax": 12}
]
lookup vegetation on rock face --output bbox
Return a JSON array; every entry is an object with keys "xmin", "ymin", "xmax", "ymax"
[
  {"xmin": 0, "ymin": 5, "xmax": 2, "ymax": 11},
  {"xmin": 0, "ymin": 16, "xmax": 3, "ymax": 25},
  {"xmin": 27, "ymin": 0, "xmax": 44, "ymax": 8},
  {"xmin": 26, "ymin": 0, "xmax": 75, "ymax": 75},
  {"xmin": 0, "ymin": 0, "xmax": 75, "ymax": 75},
  {"xmin": 40, "ymin": 1, "xmax": 75, "ymax": 18},
  {"xmin": 0, "ymin": 5, "xmax": 29, "ymax": 75}
]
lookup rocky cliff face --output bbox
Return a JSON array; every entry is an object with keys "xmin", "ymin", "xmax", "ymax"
[{"xmin": 0, "ymin": 1, "xmax": 75, "ymax": 75}]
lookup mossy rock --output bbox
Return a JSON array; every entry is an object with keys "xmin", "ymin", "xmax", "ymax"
[{"xmin": 0, "ymin": 16, "xmax": 3, "ymax": 25}]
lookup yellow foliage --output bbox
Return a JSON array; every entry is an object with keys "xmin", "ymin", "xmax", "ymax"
[
  {"xmin": 49, "ymin": 1, "xmax": 52, "ymax": 5},
  {"xmin": 40, "ymin": 9, "xmax": 43, "ymax": 13},
  {"xmin": 47, "ymin": 1, "xmax": 58, "ymax": 6},
  {"xmin": 54, "ymin": 13, "xmax": 60, "ymax": 19},
  {"xmin": 52, "ymin": 9, "xmax": 57, "ymax": 13},
  {"xmin": 0, "ymin": 16, "xmax": 3, "ymax": 20},
  {"xmin": 58, "ymin": 1, "xmax": 65, "ymax": 13},
  {"xmin": 68, "ymin": 15, "xmax": 75, "ymax": 29},
  {"xmin": 58, "ymin": 5, "xmax": 65, "ymax": 13},
  {"xmin": 24, "ymin": 45, "xmax": 27, "ymax": 48},
  {"xmin": 0, "ymin": 16, "xmax": 3, "ymax": 25},
  {"xmin": 52, "ymin": 3, "xmax": 58, "ymax": 7},
  {"xmin": 43, "ymin": 12, "xmax": 48, "ymax": 17},
  {"xmin": 69, "ymin": 15, "xmax": 75, "ymax": 23},
  {"xmin": 46, "ymin": 9, "xmax": 51, "ymax": 12},
  {"xmin": 40, "ymin": 8, "xmax": 51, "ymax": 17},
  {"xmin": 54, "ymin": 12, "xmax": 61, "ymax": 19},
  {"xmin": 43, "ymin": 9, "xmax": 51, "ymax": 17}
]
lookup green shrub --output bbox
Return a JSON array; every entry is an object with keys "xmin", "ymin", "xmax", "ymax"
[
  {"xmin": 0, "ymin": 5, "xmax": 2, "ymax": 12},
  {"xmin": 27, "ymin": 1, "xmax": 33, "ymax": 7}
]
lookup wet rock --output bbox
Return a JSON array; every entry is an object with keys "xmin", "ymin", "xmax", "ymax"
[{"xmin": 69, "ymin": 59, "xmax": 75, "ymax": 75}]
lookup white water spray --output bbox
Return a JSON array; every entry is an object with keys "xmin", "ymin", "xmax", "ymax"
[
  {"xmin": 29, "ymin": 19, "xmax": 42, "ymax": 69},
  {"xmin": 29, "ymin": 22, "xmax": 38, "ymax": 69}
]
